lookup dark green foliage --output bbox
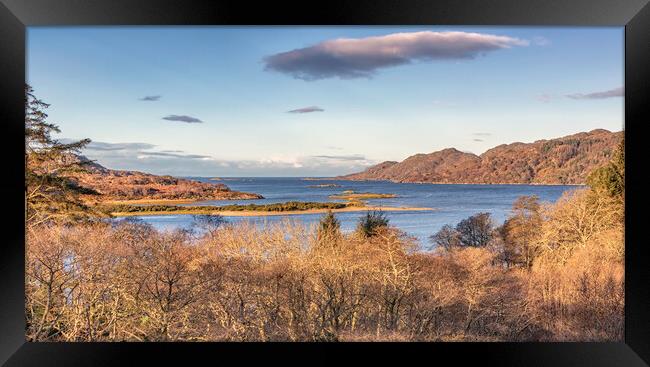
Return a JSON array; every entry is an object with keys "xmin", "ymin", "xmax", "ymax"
[
  {"xmin": 455, "ymin": 212, "xmax": 494, "ymax": 247},
  {"xmin": 317, "ymin": 210, "xmax": 341, "ymax": 246},
  {"xmin": 498, "ymin": 196, "xmax": 543, "ymax": 268},
  {"xmin": 430, "ymin": 212, "xmax": 495, "ymax": 249},
  {"xmin": 104, "ymin": 201, "xmax": 348, "ymax": 215},
  {"xmin": 587, "ymin": 137, "xmax": 624, "ymax": 198},
  {"xmin": 191, "ymin": 214, "xmax": 226, "ymax": 234},
  {"xmin": 429, "ymin": 224, "xmax": 460, "ymax": 250},
  {"xmin": 432, "ymin": 212, "xmax": 495, "ymax": 249},
  {"xmin": 356, "ymin": 211, "xmax": 389, "ymax": 238}
]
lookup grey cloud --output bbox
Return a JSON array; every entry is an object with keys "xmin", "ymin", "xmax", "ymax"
[
  {"xmin": 85, "ymin": 141, "xmax": 156, "ymax": 151},
  {"xmin": 264, "ymin": 31, "xmax": 528, "ymax": 80},
  {"xmin": 162, "ymin": 115, "xmax": 204, "ymax": 123},
  {"xmin": 288, "ymin": 106, "xmax": 324, "ymax": 113},
  {"xmin": 312, "ymin": 154, "xmax": 367, "ymax": 161},
  {"xmin": 139, "ymin": 95, "xmax": 161, "ymax": 101},
  {"xmin": 139, "ymin": 151, "xmax": 211, "ymax": 159},
  {"xmin": 566, "ymin": 87, "xmax": 623, "ymax": 100},
  {"xmin": 472, "ymin": 133, "xmax": 491, "ymax": 137},
  {"xmin": 80, "ymin": 140, "xmax": 210, "ymax": 161},
  {"xmin": 473, "ymin": 139, "xmax": 484, "ymax": 142}
]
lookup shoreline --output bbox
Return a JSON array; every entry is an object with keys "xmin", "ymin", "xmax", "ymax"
[
  {"xmin": 331, "ymin": 179, "xmax": 586, "ymax": 186},
  {"xmin": 188, "ymin": 176, "xmax": 586, "ymax": 186},
  {"xmin": 111, "ymin": 205, "xmax": 434, "ymax": 217},
  {"xmin": 104, "ymin": 196, "xmax": 263, "ymax": 206}
]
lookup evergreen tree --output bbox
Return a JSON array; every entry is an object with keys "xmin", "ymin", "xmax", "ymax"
[
  {"xmin": 25, "ymin": 85, "xmax": 99, "ymax": 227},
  {"xmin": 317, "ymin": 210, "xmax": 341, "ymax": 246},
  {"xmin": 356, "ymin": 211, "xmax": 389, "ymax": 238},
  {"xmin": 587, "ymin": 137, "xmax": 624, "ymax": 199}
]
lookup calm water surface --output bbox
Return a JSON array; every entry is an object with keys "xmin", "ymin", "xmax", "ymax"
[{"xmin": 130, "ymin": 177, "xmax": 580, "ymax": 247}]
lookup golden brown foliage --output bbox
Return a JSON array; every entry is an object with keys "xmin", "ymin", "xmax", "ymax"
[
  {"xmin": 523, "ymin": 188, "xmax": 624, "ymax": 341},
  {"xmin": 26, "ymin": 183, "xmax": 623, "ymax": 342}
]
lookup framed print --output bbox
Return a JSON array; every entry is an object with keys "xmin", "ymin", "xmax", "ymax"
[{"xmin": 0, "ymin": 0, "xmax": 649, "ymax": 365}]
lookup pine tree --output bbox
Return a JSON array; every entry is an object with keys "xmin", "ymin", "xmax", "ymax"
[
  {"xmin": 317, "ymin": 210, "xmax": 341, "ymax": 246},
  {"xmin": 356, "ymin": 211, "xmax": 389, "ymax": 238},
  {"xmin": 586, "ymin": 136, "xmax": 624, "ymax": 199},
  {"xmin": 25, "ymin": 85, "xmax": 100, "ymax": 227}
]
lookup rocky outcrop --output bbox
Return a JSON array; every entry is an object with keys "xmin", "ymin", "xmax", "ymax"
[
  {"xmin": 339, "ymin": 129, "xmax": 622, "ymax": 185},
  {"xmin": 69, "ymin": 156, "xmax": 263, "ymax": 201}
]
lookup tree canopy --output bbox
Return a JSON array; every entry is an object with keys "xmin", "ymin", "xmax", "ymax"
[
  {"xmin": 356, "ymin": 211, "xmax": 389, "ymax": 238},
  {"xmin": 587, "ymin": 137, "xmax": 624, "ymax": 199},
  {"xmin": 25, "ymin": 85, "xmax": 100, "ymax": 227}
]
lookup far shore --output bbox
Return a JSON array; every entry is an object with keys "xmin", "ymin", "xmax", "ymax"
[
  {"xmin": 111, "ymin": 206, "xmax": 434, "ymax": 217},
  {"xmin": 327, "ymin": 179, "xmax": 587, "ymax": 186}
]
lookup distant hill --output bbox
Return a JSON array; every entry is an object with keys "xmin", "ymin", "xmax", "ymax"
[
  {"xmin": 338, "ymin": 129, "xmax": 623, "ymax": 185},
  {"xmin": 68, "ymin": 155, "xmax": 263, "ymax": 201}
]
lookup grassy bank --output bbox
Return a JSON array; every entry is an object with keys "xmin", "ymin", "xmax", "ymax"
[
  {"xmin": 104, "ymin": 201, "xmax": 346, "ymax": 213},
  {"xmin": 103, "ymin": 200, "xmax": 432, "ymax": 217}
]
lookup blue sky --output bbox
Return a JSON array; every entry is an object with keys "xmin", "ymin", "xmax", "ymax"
[{"xmin": 27, "ymin": 27, "xmax": 624, "ymax": 177}]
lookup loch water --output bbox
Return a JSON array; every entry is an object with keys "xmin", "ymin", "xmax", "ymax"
[{"xmin": 128, "ymin": 177, "xmax": 579, "ymax": 247}]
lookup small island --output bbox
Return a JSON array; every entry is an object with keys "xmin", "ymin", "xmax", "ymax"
[{"xmin": 105, "ymin": 200, "xmax": 431, "ymax": 217}]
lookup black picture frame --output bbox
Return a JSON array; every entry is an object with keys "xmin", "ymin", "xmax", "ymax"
[{"xmin": 1, "ymin": 0, "xmax": 648, "ymax": 365}]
